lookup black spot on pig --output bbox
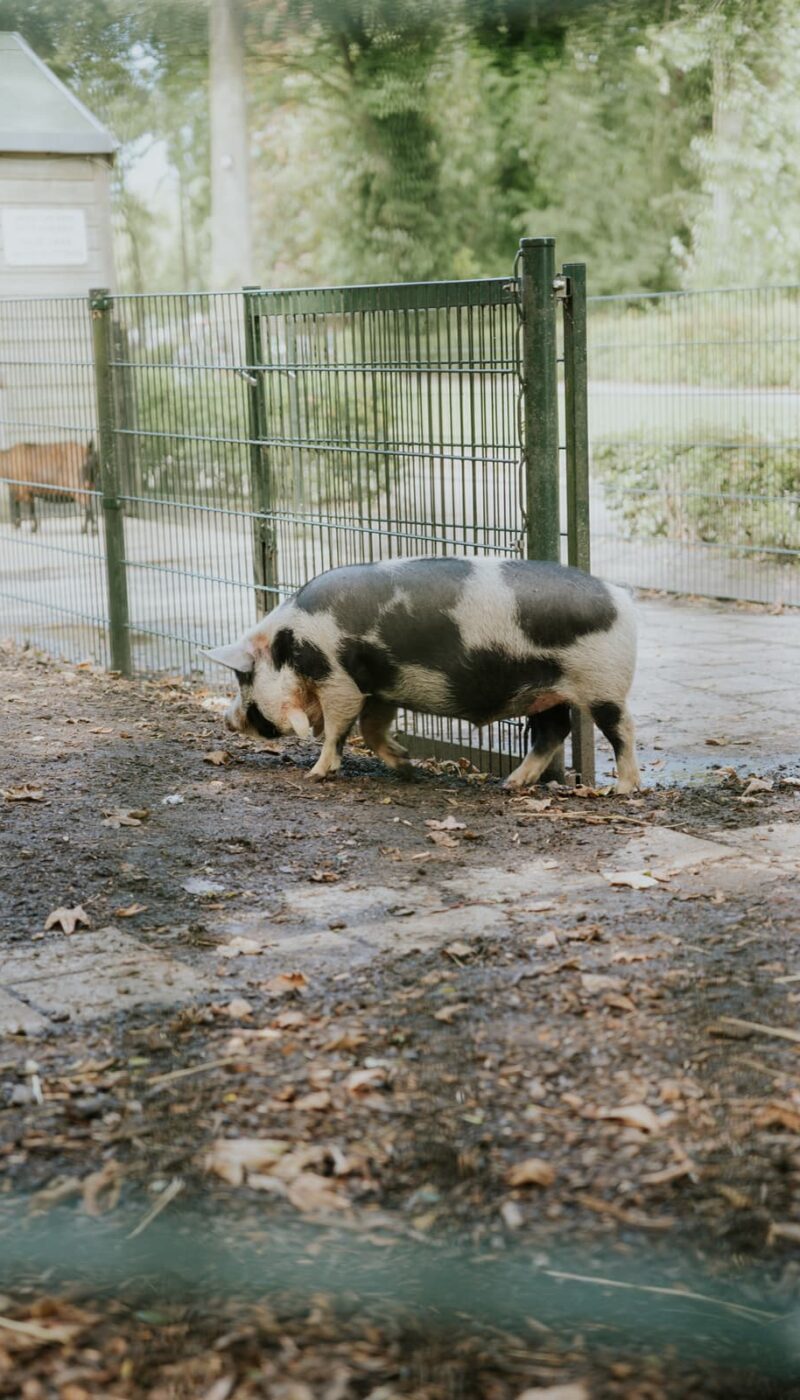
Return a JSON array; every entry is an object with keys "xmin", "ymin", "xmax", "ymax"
[
  {"xmin": 378, "ymin": 597, "xmax": 463, "ymax": 671},
  {"xmin": 338, "ymin": 639, "xmax": 398, "ymax": 695},
  {"xmin": 271, "ymin": 628, "xmax": 331, "ymax": 681},
  {"xmin": 245, "ymin": 703, "xmax": 281, "ymax": 740},
  {"xmin": 501, "ymin": 561, "xmax": 616, "ymax": 647},
  {"xmin": 445, "ymin": 650, "xmax": 564, "ymax": 726}
]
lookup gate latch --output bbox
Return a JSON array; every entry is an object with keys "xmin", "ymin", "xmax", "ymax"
[{"xmin": 552, "ymin": 275, "xmax": 571, "ymax": 301}]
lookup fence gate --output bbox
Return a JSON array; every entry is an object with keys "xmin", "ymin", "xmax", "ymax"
[{"xmin": 0, "ymin": 238, "xmax": 593, "ymax": 782}]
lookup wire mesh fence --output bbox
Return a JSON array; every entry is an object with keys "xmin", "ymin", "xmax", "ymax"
[
  {"xmin": 586, "ymin": 283, "xmax": 800, "ymax": 605},
  {"xmin": 1, "ymin": 246, "xmax": 593, "ymax": 779},
  {"xmin": 0, "ymin": 294, "xmax": 107, "ymax": 661}
]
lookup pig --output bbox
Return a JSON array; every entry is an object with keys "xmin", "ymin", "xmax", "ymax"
[
  {"xmin": 4, "ymin": 440, "xmax": 97, "ymax": 533},
  {"xmin": 204, "ymin": 557, "xmax": 641, "ymax": 793}
]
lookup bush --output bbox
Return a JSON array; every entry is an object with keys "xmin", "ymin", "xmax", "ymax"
[{"xmin": 593, "ymin": 435, "xmax": 800, "ymax": 562}]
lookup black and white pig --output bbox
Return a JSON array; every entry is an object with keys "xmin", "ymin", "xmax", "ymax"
[{"xmin": 204, "ymin": 557, "xmax": 641, "ymax": 793}]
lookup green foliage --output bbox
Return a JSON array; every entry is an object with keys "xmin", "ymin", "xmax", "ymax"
[{"xmin": 594, "ymin": 434, "xmax": 800, "ymax": 562}]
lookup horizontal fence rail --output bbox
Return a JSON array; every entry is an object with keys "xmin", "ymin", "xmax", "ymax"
[{"xmin": 586, "ymin": 283, "xmax": 800, "ymax": 605}]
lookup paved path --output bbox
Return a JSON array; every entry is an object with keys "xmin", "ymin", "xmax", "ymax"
[{"xmin": 631, "ymin": 595, "xmax": 800, "ymax": 785}]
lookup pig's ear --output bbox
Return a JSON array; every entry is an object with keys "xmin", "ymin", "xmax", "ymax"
[
  {"xmin": 287, "ymin": 707, "xmax": 312, "ymax": 739},
  {"xmin": 201, "ymin": 642, "xmax": 254, "ymax": 675}
]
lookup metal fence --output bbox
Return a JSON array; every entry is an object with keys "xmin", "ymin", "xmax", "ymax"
[
  {"xmin": 0, "ymin": 239, "xmax": 593, "ymax": 779},
  {"xmin": 586, "ymin": 283, "xmax": 800, "ymax": 605}
]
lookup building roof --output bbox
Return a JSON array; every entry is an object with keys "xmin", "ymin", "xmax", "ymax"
[{"xmin": 0, "ymin": 31, "xmax": 116, "ymax": 156}]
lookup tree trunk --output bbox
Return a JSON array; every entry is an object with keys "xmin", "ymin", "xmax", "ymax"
[{"xmin": 209, "ymin": 0, "xmax": 252, "ymax": 289}]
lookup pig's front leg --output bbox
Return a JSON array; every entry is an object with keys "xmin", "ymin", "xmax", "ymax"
[{"xmin": 306, "ymin": 681, "xmax": 364, "ymax": 782}]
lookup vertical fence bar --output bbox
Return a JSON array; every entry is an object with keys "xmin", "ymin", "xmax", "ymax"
[
  {"xmin": 243, "ymin": 288, "xmax": 277, "ymax": 617},
  {"xmin": 90, "ymin": 288, "xmax": 131, "ymax": 676},
  {"xmin": 519, "ymin": 237, "xmax": 560, "ymax": 563},
  {"xmin": 561, "ymin": 261, "xmax": 595, "ymax": 786},
  {"xmin": 519, "ymin": 237, "xmax": 563, "ymax": 779}
]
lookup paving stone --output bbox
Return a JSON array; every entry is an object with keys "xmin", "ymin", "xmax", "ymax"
[{"xmin": 1, "ymin": 927, "xmax": 210, "ymax": 1021}]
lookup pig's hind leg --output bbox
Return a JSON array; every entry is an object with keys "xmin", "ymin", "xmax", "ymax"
[
  {"xmin": 503, "ymin": 703, "xmax": 571, "ymax": 790},
  {"xmin": 590, "ymin": 701, "xmax": 641, "ymax": 794},
  {"xmin": 359, "ymin": 698, "xmax": 412, "ymax": 775}
]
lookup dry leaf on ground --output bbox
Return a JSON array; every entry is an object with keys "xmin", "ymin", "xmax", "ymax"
[
  {"xmin": 596, "ymin": 1103, "xmax": 662, "ymax": 1134},
  {"xmin": 506, "ymin": 1157, "xmax": 556, "ymax": 1188},
  {"xmin": 425, "ymin": 815, "xmax": 466, "ymax": 831},
  {"xmin": 205, "ymin": 1137, "xmax": 289, "ymax": 1186},
  {"xmin": 286, "ymin": 1171, "xmax": 350, "ymax": 1215},
  {"xmin": 602, "ymin": 869, "xmax": 663, "ymax": 890},
  {"xmin": 224, "ymin": 998, "xmax": 253, "ymax": 1020},
  {"xmin": 515, "ymin": 1382, "xmax": 589, "ymax": 1400},
  {"xmin": 44, "ymin": 904, "xmax": 90, "ymax": 935},
  {"xmin": 580, "ymin": 973, "xmax": 622, "ymax": 995},
  {"xmin": 345, "ymin": 1066, "xmax": 387, "ymax": 1095},
  {"xmin": 82, "ymin": 1161, "xmax": 122, "ymax": 1217},
  {"xmin": 114, "ymin": 902, "xmax": 147, "ymax": 918},
  {"xmin": 294, "ymin": 1089, "xmax": 332, "ymax": 1112},
  {"xmin": 433, "ymin": 1002, "xmax": 469, "ymax": 1023},
  {"xmin": 265, "ymin": 971, "xmax": 308, "ymax": 995},
  {"xmin": 203, "ymin": 750, "xmax": 231, "ymax": 766},
  {"xmin": 3, "ymin": 782, "xmax": 45, "ymax": 802},
  {"xmin": 428, "ymin": 831, "xmax": 460, "ymax": 847},
  {"xmin": 217, "ymin": 935, "xmax": 261, "ymax": 958},
  {"xmin": 102, "ymin": 807, "xmax": 149, "ymax": 828}
]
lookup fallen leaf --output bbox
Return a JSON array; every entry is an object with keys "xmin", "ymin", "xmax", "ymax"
[
  {"xmin": 580, "ymin": 973, "xmax": 622, "ymax": 994},
  {"xmin": 161, "ymin": 793, "xmax": 184, "ymax": 806},
  {"xmin": 345, "ymin": 1066, "xmax": 387, "ymax": 1095},
  {"xmin": 203, "ymin": 750, "xmax": 232, "ymax": 766},
  {"xmin": 755, "ymin": 1101, "xmax": 800, "ymax": 1133},
  {"xmin": 443, "ymin": 941, "xmax": 473, "ymax": 961},
  {"xmin": 596, "ymin": 1103, "xmax": 661, "ymax": 1134},
  {"xmin": 114, "ymin": 902, "xmax": 147, "ymax": 919},
  {"xmin": 82, "ymin": 1161, "xmax": 122, "ymax": 1217},
  {"xmin": 433, "ymin": 1002, "xmax": 469, "ymax": 1023},
  {"xmin": 44, "ymin": 905, "xmax": 90, "ymax": 935},
  {"xmin": 3, "ymin": 783, "xmax": 45, "ymax": 802},
  {"xmin": 205, "ymin": 1137, "xmax": 289, "ymax": 1186},
  {"xmin": 217, "ymin": 936, "xmax": 261, "ymax": 958},
  {"xmin": 224, "ymin": 998, "xmax": 253, "ymax": 1020},
  {"xmin": 102, "ymin": 807, "xmax": 149, "ymax": 828},
  {"xmin": 602, "ymin": 870, "xmax": 663, "ymax": 890},
  {"xmin": 265, "ymin": 971, "xmax": 308, "ymax": 995},
  {"xmin": 740, "ymin": 776, "xmax": 774, "ymax": 798},
  {"xmin": 425, "ymin": 815, "xmax": 466, "ymax": 831},
  {"xmin": 294, "ymin": 1089, "xmax": 332, "ymax": 1112},
  {"xmin": 507, "ymin": 1157, "xmax": 556, "ymax": 1188},
  {"xmin": 286, "ymin": 1171, "xmax": 350, "ymax": 1214},
  {"xmin": 428, "ymin": 832, "xmax": 459, "ymax": 848},
  {"xmin": 310, "ymin": 870, "xmax": 341, "ymax": 883}
]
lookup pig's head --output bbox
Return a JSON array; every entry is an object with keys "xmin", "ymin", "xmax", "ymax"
[{"xmin": 203, "ymin": 638, "xmax": 315, "ymax": 742}]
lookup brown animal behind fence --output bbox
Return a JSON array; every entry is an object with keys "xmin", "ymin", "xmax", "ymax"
[{"xmin": 2, "ymin": 441, "xmax": 98, "ymax": 534}]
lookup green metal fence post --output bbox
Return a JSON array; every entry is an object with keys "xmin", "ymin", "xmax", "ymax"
[
  {"xmin": 243, "ymin": 288, "xmax": 277, "ymax": 618},
  {"xmin": 519, "ymin": 237, "xmax": 560, "ymax": 563},
  {"xmin": 519, "ymin": 237, "xmax": 563, "ymax": 779},
  {"xmin": 90, "ymin": 288, "xmax": 131, "ymax": 677},
  {"xmin": 560, "ymin": 261, "xmax": 595, "ymax": 786}
]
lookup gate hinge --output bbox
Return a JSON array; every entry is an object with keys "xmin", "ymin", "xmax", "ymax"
[{"xmin": 552, "ymin": 275, "xmax": 571, "ymax": 301}]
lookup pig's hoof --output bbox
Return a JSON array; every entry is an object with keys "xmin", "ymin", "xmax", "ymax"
[
  {"xmin": 503, "ymin": 773, "xmax": 529, "ymax": 791},
  {"xmin": 306, "ymin": 766, "xmax": 334, "ymax": 782}
]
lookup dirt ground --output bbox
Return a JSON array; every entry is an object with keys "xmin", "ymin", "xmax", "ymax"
[{"xmin": 2, "ymin": 639, "xmax": 800, "ymax": 1400}]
